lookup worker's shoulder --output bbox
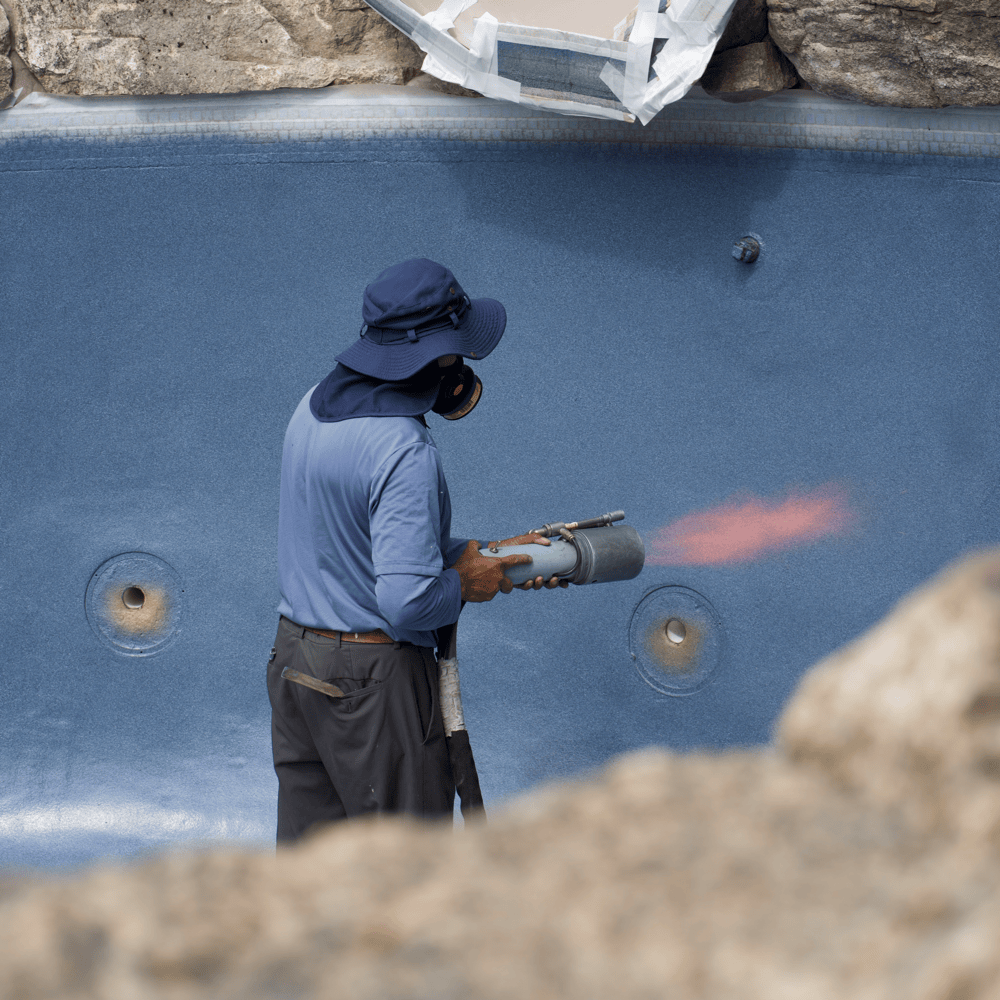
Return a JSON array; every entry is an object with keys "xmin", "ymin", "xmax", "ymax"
[
  {"xmin": 291, "ymin": 388, "xmax": 434, "ymax": 448},
  {"xmin": 347, "ymin": 418, "xmax": 440, "ymax": 486},
  {"xmin": 353, "ymin": 415, "xmax": 436, "ymax": 457}
]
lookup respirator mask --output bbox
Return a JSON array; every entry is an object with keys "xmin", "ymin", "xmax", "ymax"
[{"xmin": 432, "ymin": 356, "xmax": 483, "ymax": 420}]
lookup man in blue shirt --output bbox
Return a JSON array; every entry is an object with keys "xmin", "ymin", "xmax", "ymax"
[{"xmin": 267, "ymin": 258, "xmax": 565, "ymax": 843}]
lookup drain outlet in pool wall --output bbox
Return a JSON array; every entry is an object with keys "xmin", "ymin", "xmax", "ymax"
[
  {"xmin": 628, "ymin": 586, "xmax": 726, "ymax": 696},
  {"xmin": 85, "ymin": 553, "xmax": 183, "ymax": 655}
]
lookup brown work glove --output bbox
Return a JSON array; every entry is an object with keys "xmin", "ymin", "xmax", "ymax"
[{"xmin": 486, "ymin": 533, "xmax": 571, "ymax": 592}]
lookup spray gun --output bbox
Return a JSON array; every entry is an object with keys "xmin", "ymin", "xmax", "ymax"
[
  {"xmin": 479, "ymin": 510, "xmax": 645, "ymax": 586},
  {"xmin": 434, "ymin": 510, "xmax": 645, "ymax": 823}
]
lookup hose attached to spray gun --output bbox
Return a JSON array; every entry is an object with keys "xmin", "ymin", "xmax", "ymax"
[{"xmin": 436, "ymin": 602, "xmax": 486, "ymax": 822}]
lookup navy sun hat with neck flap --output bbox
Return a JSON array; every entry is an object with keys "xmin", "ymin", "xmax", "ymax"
[{"xmin": 335, "ymin": 258, "xmax": 507, "ymax": 382}]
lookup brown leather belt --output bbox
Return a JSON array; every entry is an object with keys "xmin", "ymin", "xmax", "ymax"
[{"xmin": 303, "ymin": 625, "xmax": 395, "ymax": 644}]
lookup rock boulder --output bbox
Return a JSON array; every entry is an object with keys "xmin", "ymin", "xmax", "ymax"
[
  {"xmin": 0, "ymin": 5, "xmax": 11, "ymax": 104},
  {"xmin": 700, "ymin": 36, "xmax": 799, "ymax": 103},
  {"xmin": 779, "ymin": 547, "xmax": 1000, "ymax": 851},
  {"xmin": 6, "ymin": 0, "xmax": 424, "ymax": 96},
  {"xmin": 4, "ymin": 0, "xmax": 998, "ymax": 109},
  {"xmin": 767, "ymin": 0, "xmax": 1000, "ymax": 107}
]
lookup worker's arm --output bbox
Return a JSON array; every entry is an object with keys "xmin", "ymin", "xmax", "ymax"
[
  {"xmin": 369, "ymin": 441, "xmax": 530, "ymax": 630},
  {"xmin": 369, "ymin": 441, "xmax": 456, "ymax": 630},
  {"xmin": 375, "ymin": 570, "xmax": 461, "ymax": 632}
]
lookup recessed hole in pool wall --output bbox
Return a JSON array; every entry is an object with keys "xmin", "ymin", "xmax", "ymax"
[
  {"xmin": 665, "ymin": 619, "xmax": 686, "ymax": 644},
  {"xmin": 85, "ymin": 552, "xmax": 183, "ymax": 655},
  {"xmin": 628, "ymin": 585, "xmax": 725, "ymax": 696},
  {"xmin": 645, "ymin": 617, "xmax": 702, "ymax": 675},
  {"xmin": 104, "ymin": 584, "xmax": 168, "ymax": 634},
  {"xmin": 122, "ymin": 586, "xmax": 145, "ymax": 609}
]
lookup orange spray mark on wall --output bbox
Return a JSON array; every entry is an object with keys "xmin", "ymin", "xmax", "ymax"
[{"xmin": 648, "ymin": 483, "xmax": 857, "ymax": 566}]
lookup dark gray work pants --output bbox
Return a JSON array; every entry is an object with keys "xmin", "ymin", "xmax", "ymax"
[{"xmin": 267, "ymin": 615, "xmax": 455, "ymax": 844}]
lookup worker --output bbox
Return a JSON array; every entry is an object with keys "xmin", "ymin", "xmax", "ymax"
[{"xmin": 267, "ymin": 257, "xmax": 567, "ymax": 844}]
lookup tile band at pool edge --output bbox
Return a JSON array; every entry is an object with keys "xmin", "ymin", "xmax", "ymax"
[{"xmin": 2, "ymin": 88, "xmax": 1000, "ymax": 161}]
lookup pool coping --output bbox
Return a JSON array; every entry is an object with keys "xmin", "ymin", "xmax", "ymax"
[{"xmin": 2, "ymin": 83, "xmax": 1000, "ymax": 158}]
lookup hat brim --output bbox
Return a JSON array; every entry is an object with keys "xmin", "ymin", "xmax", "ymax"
[{"xmin": 335, "ymin": 298, "xmax": 507, "ymax": 381}]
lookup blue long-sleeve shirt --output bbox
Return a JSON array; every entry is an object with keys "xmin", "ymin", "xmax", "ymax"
[{"xmin": 276, "ymin": 385, "xmax": 472, "ymax": 647}]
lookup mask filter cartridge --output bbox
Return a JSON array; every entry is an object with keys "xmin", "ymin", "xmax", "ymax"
[{"xmin": 433, "ymin": 361, "xmax": 482, "ymax": 420}]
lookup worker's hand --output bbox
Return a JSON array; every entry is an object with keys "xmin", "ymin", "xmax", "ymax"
[
  {"xmin": 486, "ymin": 533, "xmax": 571, "ymax": 591},
  {"xmin": 490, "ymin": 532, "xmax": 549, "ymax": 548},
  {"xmin": 519, "ymin": 575, "xmax": 570, "ymax": 590},
  {"xmin": 449, "ymin": 539, "xmax": 534, "ymax": 602}
]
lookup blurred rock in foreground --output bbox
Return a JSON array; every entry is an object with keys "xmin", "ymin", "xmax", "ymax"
[{"xmin": 3, "ymin": 548, "xmax": 1000, "ymax": 1000}]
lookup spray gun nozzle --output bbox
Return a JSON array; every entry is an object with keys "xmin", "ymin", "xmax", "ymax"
[{"xmin": 532, "ymin": 511, "xmax": 626, "ymax": 537}]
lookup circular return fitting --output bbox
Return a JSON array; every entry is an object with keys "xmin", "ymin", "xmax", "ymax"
[
  {"xmin": 85, "ymin": 552, "xmax": 183, "ymax": 656},
  {"xmin": 628, "ymin": 585, "xmax": 725, "ymax": 696}
]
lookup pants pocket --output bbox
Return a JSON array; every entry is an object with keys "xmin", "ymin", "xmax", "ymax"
[{"xmin": 323, "ymin": 676, "xmax": 384, "ymax": 712}]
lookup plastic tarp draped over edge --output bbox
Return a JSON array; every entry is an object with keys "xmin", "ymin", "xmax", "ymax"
[{"xmin": 366, "ymin": 0, "xmax": 739, "ymax": 125}]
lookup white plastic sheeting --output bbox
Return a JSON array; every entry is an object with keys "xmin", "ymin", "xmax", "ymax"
[{"xmin": 366, "ymin": 0, "xmax": 739, "ymax": 124}]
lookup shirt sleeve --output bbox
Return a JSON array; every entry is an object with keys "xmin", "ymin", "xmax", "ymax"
[
  {"xmin": 369, "ymin": 441, "xmax": 462, "ymax": 631},
  {"xmin": 376, "ymin": 568, "xmax": 462, "ymax": 633}
]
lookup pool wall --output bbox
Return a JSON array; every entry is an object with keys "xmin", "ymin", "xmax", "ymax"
[{"xmin": 2, "ymin": 84, "xmax": 999, "ymax": 867}]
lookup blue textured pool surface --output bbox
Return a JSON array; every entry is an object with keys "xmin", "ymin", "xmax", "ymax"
[{"xmin": 1, "ymin": 86, "xmax": 998, "ymax": 868}]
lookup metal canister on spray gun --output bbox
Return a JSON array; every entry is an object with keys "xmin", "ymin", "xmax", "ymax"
[{"xmin": 479, "ymin": 510, "xmax": 646, "ymax": 585}]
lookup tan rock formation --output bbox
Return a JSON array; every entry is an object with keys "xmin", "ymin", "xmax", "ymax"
[
  {"xmin": 2, "ymin": 546, "xmax": 1000, "ymax": 999},
  {"xmin": 0, "ymin": 0, "xmax": 44, "ymax": 107},
  {"xmin": 0, "ymin": 4, "xmax": 11, "ymax": 104},
  {"xmin": 697, "ymin": 0, "xmax": 804, "ymax": 102},
  {"xmin": 6, "ymin": 0, "xmax": 424, "ymax": 96},
  {"xmin": 767, "ymin": 0, "xmax": 1000, "ymax": 107},
  {"xmin": 1, "ymin": 0, "xmax": 998, "ymax": 109},
  {"xmin": 700, "ymin": 37, "xmax": 799, "ymax": 103},
  {"xmin": 779, "ymin": 547, "xmax": 1000, "ymax": 850}
]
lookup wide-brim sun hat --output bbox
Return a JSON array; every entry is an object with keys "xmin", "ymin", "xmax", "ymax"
[{"xmin": 335, "ymin": 258, "xmax": 507, "ymax": 382}]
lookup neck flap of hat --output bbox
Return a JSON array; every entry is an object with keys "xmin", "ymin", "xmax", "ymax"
[{"xmin": 310, "ymin": 362, "xmax": 442, "ymax": 424}]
